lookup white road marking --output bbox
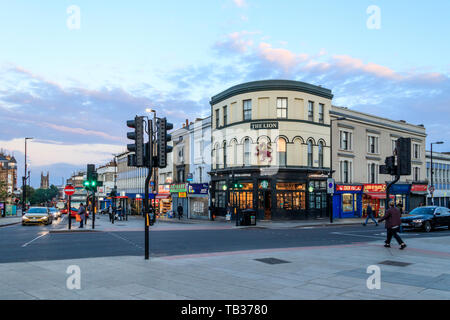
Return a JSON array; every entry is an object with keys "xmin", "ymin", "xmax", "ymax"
[
  {"xmin": 331, "ymin": 232, "xmax": 383, "ymax": 239},
  {"xmin": 22, "ymin": 231, "xmax": 49, "ymax": 247}
]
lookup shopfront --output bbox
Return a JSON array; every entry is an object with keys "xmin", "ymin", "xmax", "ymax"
[
  {"xmin": 157, "ymin": 185, "xmax": 171, "ymax": 215},
  {"xmin": 210, "ymin": 169, "xmax": 328, "ymax": 221},
  {"xmin": 188, "ymin": 183, "xmax": 209, "ymax": 219},
  {"xmin": 409, "ymin": 184, "xmax": 428, "ymax": 212},
  {"xmin": 170, "ymin": 183, "xmax": 188, "ymax": 217},
  {"xmin": 390, "ymin": 184, "xmax": 411, "ymax": 213},
  {"xmin": 332, "ymin": 185, "xmax": 363, "ymax": 219},
  {"xmin": 362, "ymin": 184, "xmax": 389, "ymax": 218}
]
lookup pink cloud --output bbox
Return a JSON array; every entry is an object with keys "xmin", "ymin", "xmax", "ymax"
[{"xmin": 258, "ymin": 42, "xmax": 309, "ymax": 71}]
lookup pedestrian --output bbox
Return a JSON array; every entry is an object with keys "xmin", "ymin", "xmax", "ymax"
[
  {"xmin": 78, "ymin": 203, "xmax": 86, "ymax": 229},
  {"xmin": 118, "ymin": 204, "xmax": 123, "ymax": 221},
  {"xmin": 363, "ymin": 203, "xmax": 378, "ymax": 226},
  {"xmin": 177, "ymin": 204, "xmax": 183, "ymax": 220},
  {"xmin": 108, "ymin": 205, "xmax": 113, "ymax": 222},
  {"xmin": 378, "ymin": 201, "xmax": 407, "ymax": 250}
]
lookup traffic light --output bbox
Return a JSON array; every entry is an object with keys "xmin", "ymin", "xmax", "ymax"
[
  {"xmin": 84, "ymin": 164, "xmax": 98, "ymax": 191},
  {"xmin": 127, "ymin": 116, "xmax": 145, "ymax": 167},
  {"xmin": 231, "ymin": 183, "xmax": 243, "ymax": 189},
  {"xmin": 396, "ymin": 137, "xmax": 411, "ymax": 176},
  {"xmin": 380, "ymin": 156, "xmax": 396, "ymax": 175},
  {"xmin": 157, "ymin": 118, "xmax": 173, "ymax": 168}
]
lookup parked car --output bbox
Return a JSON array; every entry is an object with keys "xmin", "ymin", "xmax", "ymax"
[
  {"xmin": 49, "ymin": 207, "xmax": 61, "ymax": 219},
  {"xmin": 401, "ymin": 206, "xmax": 450, "ymax": 232},
  {"xmin": 22, "ymin": 207, "xmax": 53, "ymax": 226}
]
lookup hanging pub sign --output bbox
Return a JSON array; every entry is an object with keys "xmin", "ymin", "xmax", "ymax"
[{"xmin": 250, "ymin": 122, "xmax": 279, "ymax": 130}]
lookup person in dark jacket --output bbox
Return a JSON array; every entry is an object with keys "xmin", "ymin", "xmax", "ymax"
[
  {"xmin": 177, "ymin": 204, "xmax": 183, "ymax": 220},
  {"xmin": 78, "ymin": 203, "xmax": 86, "ymax": 228},
  {"xmin": 363, "ymin": 203, "xmax": 378, "ymax": 226},
  {"xmin": 378, "ymin": 201, "xmax": 406, "ymax": 249}
]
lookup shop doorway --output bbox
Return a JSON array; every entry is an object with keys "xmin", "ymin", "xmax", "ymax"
[{"xmin": 258, "ymin": 190, "xmax": 272, "ymax": 220}]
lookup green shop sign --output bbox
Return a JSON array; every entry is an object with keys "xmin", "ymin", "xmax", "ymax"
[{"xmin": 170, "ymin": 183, "xmax": 187, "ymax": 193}]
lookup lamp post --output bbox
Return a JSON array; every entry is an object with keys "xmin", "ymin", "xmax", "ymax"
[
  {"xmin": 430, "ymin": 141, "xmax": 444, "ymax": 206},
  {"xmin": 22, "ymin": 137, "xmax": 33, "ymax": 214},
  {"xmin": 329, "ymin": 117, "xmax": 346, "ymax": 223}
]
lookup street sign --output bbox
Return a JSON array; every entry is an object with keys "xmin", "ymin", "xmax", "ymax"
[
  {"xmin": 327, "ymin": 178, "xmax": 335, "ymax": 194},
  {"xmin": 64, "ymin": 185, "xmax": 76, "ymax": 196}
]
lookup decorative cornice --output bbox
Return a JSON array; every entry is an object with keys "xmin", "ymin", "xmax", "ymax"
[{"xmin": 210, "ymin": 80, "xmax": 333, "ymax": 105}]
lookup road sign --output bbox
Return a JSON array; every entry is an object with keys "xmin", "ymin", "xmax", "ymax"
[
  {"xmin": 64, "ymin": 185, "xmax": 76, "ymax": 196},
  {"xmin": 327, "ymin": 178, "xmax": 335, "ymax": 194},
  {"xmin": 429, "ymin": 185, "xmax": 435, "ymax": 194}
]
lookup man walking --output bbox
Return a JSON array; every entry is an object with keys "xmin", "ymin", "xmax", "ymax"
[
  {"xmin": 177, "ymin": 204, "xmax": 183, "ymax": 220},
  {"xmin": 378, "ymin": 201, "xmax": 406, "ymax": 250},
  {"xmin": 363, "ymin": 203, "xmax": 378, "ymax": 226},
  {"xmin": 78, "ymin": 203, "xmax": 86, "ymax": 229}
]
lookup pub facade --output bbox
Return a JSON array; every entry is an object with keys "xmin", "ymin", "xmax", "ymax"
[{"xmin": 209, "ymin": 80, "xmax": 333, "ymax": 220}]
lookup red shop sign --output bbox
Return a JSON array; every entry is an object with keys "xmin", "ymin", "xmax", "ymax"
[
  {"xmin": 336, "ymin": 185, "xmax": 363, "ymax": 192},
  {"xmin": 363, "ymin": 184, "xmax": 386, "ymax": 193},
  {"xmin": 411, "ymin": 185, "xmax": 428, "ymax": 192}
]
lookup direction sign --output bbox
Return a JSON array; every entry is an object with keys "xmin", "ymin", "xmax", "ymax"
[{"xmin": 64, "ymin": 185, "xmax": 76, "ymax": 196}]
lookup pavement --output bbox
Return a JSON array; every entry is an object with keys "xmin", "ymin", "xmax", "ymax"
[
  {"xmin": 50, "ymin": 214, "xmax": 367, "ymax": 233},
  {"xmin": 0, "ymin": 216, "xmax": 22, "ymax": 227},
  {"xmin": 1, "ymin": 233, "xmax": 449, "ymax": 300}
]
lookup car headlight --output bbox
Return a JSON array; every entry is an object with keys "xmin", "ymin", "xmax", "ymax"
[
  {"xmin": 22, "ymin": 216, "xmax": 29, "ymax": 221},
  {"xmin": 412, "ymin": 219, "xmax": 423, "ymax": 224}
]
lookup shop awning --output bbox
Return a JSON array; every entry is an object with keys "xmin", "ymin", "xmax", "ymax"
[
  {"xmin": 156, "ymin": 194, "xmax": 170, "ymax": 199},
  {"xmin": 366, "ymin": 193, "xmax": 395, "ymax": 199}
]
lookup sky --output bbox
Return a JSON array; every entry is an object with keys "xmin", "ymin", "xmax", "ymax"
[{"xmin": 0, "ymin": 0, "xmax": 449, "ymax": 188}]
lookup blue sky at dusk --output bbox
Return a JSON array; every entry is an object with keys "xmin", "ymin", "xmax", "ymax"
[{"xmin": 0, "ymin": 0, "xmax": 449, "ymax": 187}]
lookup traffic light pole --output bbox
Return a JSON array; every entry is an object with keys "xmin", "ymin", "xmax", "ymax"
[
  {"xmin": 385, "ymin": 174, "xmax": 400, "ymax": 212},
  {"xmin": 68, "ymin": 195, "xmax": 72, "ymax": 230},
  {"xmin": 144, "ymin": 119, "xmax": 153, "ymax": 260}
]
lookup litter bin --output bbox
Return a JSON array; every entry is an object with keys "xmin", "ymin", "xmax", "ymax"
[{"xmin": 240, "ymin": 209, "xmax": 256, "ymax": 226}]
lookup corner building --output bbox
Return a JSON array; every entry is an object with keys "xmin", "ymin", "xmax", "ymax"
[{"xmin": 209, "ymin": 80, "xmax": 333, "ymax": 220}]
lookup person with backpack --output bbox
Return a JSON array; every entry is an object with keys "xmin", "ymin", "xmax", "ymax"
[{"xmin": 78, "ymin": 203, "xmax": 86, "ymax": 228}]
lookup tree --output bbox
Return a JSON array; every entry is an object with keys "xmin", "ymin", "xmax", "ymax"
[{"xmin": 0, "ymin": 180, "xmax": 9, "ymax": 202}]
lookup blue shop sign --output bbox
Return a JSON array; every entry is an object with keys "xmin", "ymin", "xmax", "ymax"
[
  {"xmin": 188, "ymin": 183, "xmax": 209, "ymax": 195},
  {"xmin": 390, "ymin": 184, "xmax": 410, "ymax": 194}
]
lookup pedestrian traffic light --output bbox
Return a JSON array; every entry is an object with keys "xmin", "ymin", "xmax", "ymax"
[
  {"xmin": 157, "ymin": 117, "xmax": 173, "ymax": 168},
  {"xmin": 396, "ymin": 137, "xmax": 411, "ymax": 176},
  {"xmin": 127, "ymin": 116, "xmax": 145, "ymax": 167}
]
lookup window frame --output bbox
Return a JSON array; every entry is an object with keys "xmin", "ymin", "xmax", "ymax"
[
  {"xmin": 308, "ymin": 101, "xmax": 314, "ymax": 122},
  {"xmin": 276, "ymin": 98, "xmax": 288, "ymax": 119},
  {"xmin": 243, "ymin": 99, "xmax": 252, "ymax": 121}
]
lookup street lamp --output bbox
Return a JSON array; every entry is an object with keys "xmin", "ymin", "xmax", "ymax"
[
  {"xmin": 329, "ymin": 117, "xmax": 346, "ymax": 223},
  {"xmin": 22, "ymin": 137, "xmax": 33, "ymax": 214},
  {"xmin": 430, "ymin": 141, "xmax": 444, "ymax": 206}
]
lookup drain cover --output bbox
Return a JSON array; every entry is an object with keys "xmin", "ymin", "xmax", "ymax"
[
  {"xmin": 254, "ymin": 258, "xmax": 291, "ymax": 265},
  {"xmin": 379, "ymin": 260, "xmax": 412, "ymax": 267}
]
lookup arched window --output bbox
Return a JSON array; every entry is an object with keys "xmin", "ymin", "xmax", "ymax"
[
  {"xmin": 277, "ymin": 138, "xmax": 287, "ymax": 166},
  {"xmin": 307, "ymin": 140, "xmax": 313, "ymax": 167},
  {"xmin": 318, "ymin": 141, "xmax": 324, "ymax": 167},
  {"xmin": 223, "ymin": 142, "xmax": 227, "ymax": 168},
  {"xmin": 215, "ymin": 145, "xmax": 220, "ymax": 169},
  {"xmin": 244, "ymin": 138, "xmax": 250, "ymax": 166},
  {"xmin": 233, "ymin": 141, "xmax": 237, "ymax": 166}
]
